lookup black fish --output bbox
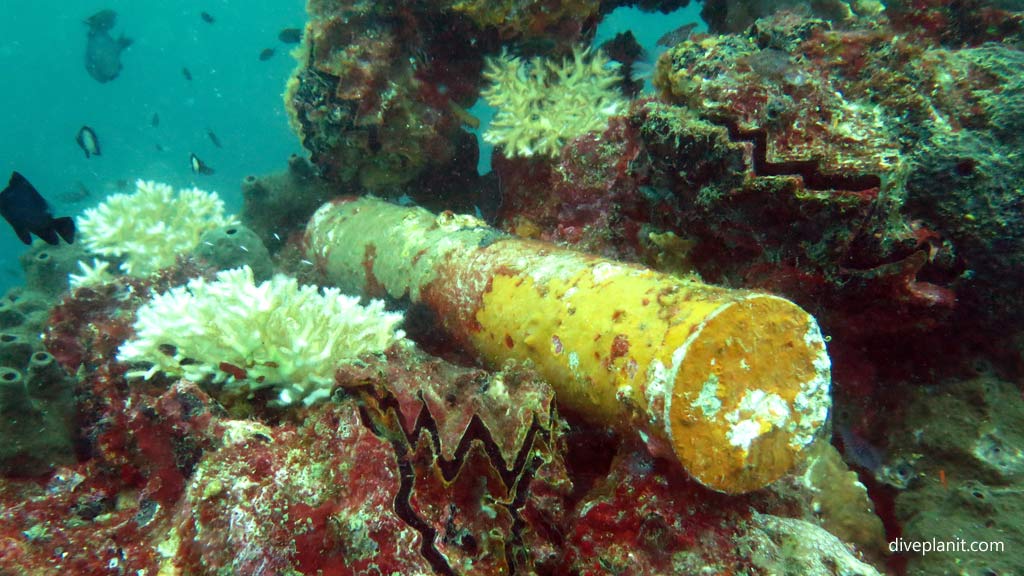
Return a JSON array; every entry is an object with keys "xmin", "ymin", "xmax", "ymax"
[
  {"xmin": 155, "ymin": 143, "xmax": 166, "ymax": 152},
  {"xmin": 0, "ymin": 172, "xmax": 75, "ymax": 245},
  {"xmin": 258, "ymin": 48, "xmax": 275, "ymax": 61},
  {"xmin": 182, "ymin": 67, "xmax": 193, "ymax": 81},
  {"xmin": 278, "ymin": 28, "xmax": 302, "ymax": 44},
  {"xmin": 200, "ymin": 11, "xmax": 215, "ymax": 24},
  {"xmin": 84, "ymin": 10, "xmax": 132, "ymax": 83},
  {"xmin": 84, "ymin": 9, "xmax": 117, "ymax": 32},
  {"xmin": 76, "ymin": 126, "xmax": 101, "ymax": 158},
  {"xmin": 151, "ymin": 112, "xmax": 160, "ymax": 127},
  {"xmin": 190, "ymin": 153, "xmax": 215, "ymax": 175},
  {"xmin": 207, "ymin": 129, "xmax": 223, "ymax": 148}
]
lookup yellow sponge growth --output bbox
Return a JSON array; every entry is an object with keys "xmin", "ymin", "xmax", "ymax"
[{"xmin": 481, "ymin": 47, "xmax": 626, "ymax": 158}]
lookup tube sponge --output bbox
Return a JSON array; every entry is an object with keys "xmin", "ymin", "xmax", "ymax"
[
  {"xmin": 77, "ymin": 180, "xmax": 238, "ymax": 275},
  {"xmin": 117, "ymin": 266, "xmax": 405, "ymax": 406}
]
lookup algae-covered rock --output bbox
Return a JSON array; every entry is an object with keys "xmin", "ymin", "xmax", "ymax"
[
  {"xmin": 890, "ymin": 376, "xmax": 1024, "ymax": 576},
  {"xmin": 777, "ymin": 440, "xmax": 888, "ymax": 563},
  {"xmin": 741, "ymin": 512, "xmax": 882, "ymax": 576}
]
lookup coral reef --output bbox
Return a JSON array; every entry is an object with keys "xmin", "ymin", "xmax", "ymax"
[
  {"xmin": 2, "ymin": 1, "xmax": 1022, "ymax": 573},
  {"xmin": 700, "ymin": 0, "xmax": 885, "ymax": 33},
  {"xmin": 77, "ymin": 179, "xmax": 237, "ymax": 275},
  {"xmin": 643, "ymin": 9, "xmax": 1024, "ymax": 380},
  {"xmin": 741, "ymin": 511, "xmax": 882, "ymax": 575},
  {"xmin": 5, "ymin": 285, "xmax": 578, "ymax": 574},
  {"xmin": 68, "ymin": 258, "xmax": 116, "ymax": 290},
  {"xmin": 481, "ymin": 47, "xmax": 625, "ymax": 158},
  {"xmin": 118, "ymin": 266, "xmax": 405, "ymax": 406},
  {"xmin": 774, "ymin": 440, "xmax": 889, "ymax": 562},
  {"xmin": 439, "ymin": 0, "xmax": 601, "ymax": 43}
]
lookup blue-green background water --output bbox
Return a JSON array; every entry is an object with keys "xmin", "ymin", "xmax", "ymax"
[
  {"xmin": 0, "ymin": 1, "xmax": 701, "ymax": 294},
  {"xmin": 0, "ymin": 1, "xmax": 307, "ymax": 292}
]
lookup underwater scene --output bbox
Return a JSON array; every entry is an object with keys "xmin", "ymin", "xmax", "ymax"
[{"xmin": 1, "ymin": 0, "xmax": 1022, "ymax": 574}]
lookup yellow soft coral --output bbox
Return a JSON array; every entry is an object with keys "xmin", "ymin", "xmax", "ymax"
[{"xmin": 481, "ymin": 46, "xmax": 625, "ymax": 158}]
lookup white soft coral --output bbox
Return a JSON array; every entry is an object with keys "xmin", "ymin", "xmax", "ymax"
[
  {"xmin": 77, "ymin": 180, "xmax": 237, "ymax": 275},
  {"xmin": 117, "ymin": 266, "xmax": 405, "ymax": 406}
]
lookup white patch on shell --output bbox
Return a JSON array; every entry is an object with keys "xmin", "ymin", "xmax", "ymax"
[
  {"xmin": 724, "ymin": 389, "xmax": 791, "ymax": 452},
  {"xmin": 691, "ymin": 373, "xmax": 722, "ymax": 419},
  {"xmin": 644, "ymin": 302, "xmax": 734, "ymax": 443},
  {"xmin": 790, "ymin": 320, "xmax": 832, "ymax": 450},
  {"xmin": 590, "ymin": 262, "xmax": 622, "ymax": 284}
]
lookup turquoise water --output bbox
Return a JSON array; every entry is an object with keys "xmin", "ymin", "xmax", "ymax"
[{"xmin": 0, "ymin": 1, "xmax": 306, "ymax": 293}]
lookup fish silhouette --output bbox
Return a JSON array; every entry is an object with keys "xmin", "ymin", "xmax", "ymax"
[
  {"xmin": 84, "ymin": 9, "xmax": 132, "ymax": 83},
  {"xmin": 190, "ymin": 153, "xmax": 215, "ymax": 175},
  {"xmin": 278, "ymin": 28, "xmax": 302, "ymax": 44},
  {"xmin": 0, "ymin": 172, "xmax": 75, "ymax": 245}
]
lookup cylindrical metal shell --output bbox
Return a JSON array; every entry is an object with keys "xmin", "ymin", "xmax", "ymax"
[{"xmin": 306, "ymin": 198, "xmax": 831, "ymax": 493}]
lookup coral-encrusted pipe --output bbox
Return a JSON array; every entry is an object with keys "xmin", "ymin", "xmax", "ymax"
[{"xmin": 305, "ymin": 198, "xmax": 831, "ymax": 493}]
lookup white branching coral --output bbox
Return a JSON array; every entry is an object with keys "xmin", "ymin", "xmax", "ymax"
[
  {"xmin": 481, "ymin": 46, "xmax": 626, "ymax": 158},
  {"xmin": 117, "ymin": 266, "xmax": 405, "ymax": 406},
  {"xmin": 77, "ymin": 180, "xmax": 238, "ymax": 276},
  {"xmin": 68, "ymin": 258, "xmax": 116, "ymax": 289}
]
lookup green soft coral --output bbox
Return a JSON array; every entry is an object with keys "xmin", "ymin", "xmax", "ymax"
[{"xmin": 481, "ymin": 46, "xmax": 625, "ymax": 158}]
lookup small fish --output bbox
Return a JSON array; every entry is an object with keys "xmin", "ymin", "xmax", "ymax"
[
  {"xmin": 278, "ymin": 28, "xmax": 302, "ymax": 44},
  {"xmin": 200, "ymin": 11, "xmax": 215, "ymax": 24},
  {"xmin": 258, "ymin": 48, "xmax": 275, "ymax": 61},
  {"xmin": 76, "ymin": 126, "xmax": 101, "ymax": 158},
  {"xmin": 838, "ymin": 422, "xmax": 886, "ymax": 473},
  {"xmin": 207, "ymin": 129, "xmax": 223, "ymax": 148},
  {"xmin": 656, "ymin": 22, "xmax": 698, "ymax": 47},
  {"xmin": 59, "ymin": 181, "xmax": 92, "ymax": 204},
  {"xmin": 155, "ymin": 143, "xmax": 165, "ymax": 152},
  {"xmin": 190, "ymin": 153, "xmax": 215, "ymax": 175},
  {"xmin": 182, "ymin": 67, "xmax": 193, "ymax": 81},
  {"xmin": 0, "ymin": 172, "xmax": 76, "ymax": 245},
  {"xmin": 151, "ymin": 112, "xmax": 160, "ymax": 127},
  {"xmin": 85, "ymin": 10, "xmax": 133, "ymax": 83}
]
